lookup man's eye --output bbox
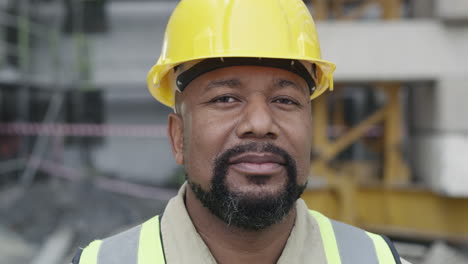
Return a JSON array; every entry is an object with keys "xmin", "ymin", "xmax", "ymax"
[
  {"xmin": 273, "ymin": 98, "xmax": 298, "ymax": 105},
  {"xmin": 211, "ymin": 96, "xmax": 237, "ymax": 103}
]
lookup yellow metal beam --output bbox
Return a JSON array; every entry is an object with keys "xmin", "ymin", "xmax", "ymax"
[
  {"xmin": 322, "ymin": 106, "xmax": 387, "ymax": 162},
  {"xmin": 312, "ymin": 93, "xmax": 330, "ymax": 155},
  {"xmin": 380, "ymin": 0, "xmax": 401, "ymax": 20},
  {"xmin": 302, "ymin": 186, "xmax": 468, "ymax": 242},
  {"xmin": 382, "ymin": 84, "xmax": 410, "ymax": 185},
  {"xmin": 311, "ymin": 0, "xmax": 328, "ymax": 21}
]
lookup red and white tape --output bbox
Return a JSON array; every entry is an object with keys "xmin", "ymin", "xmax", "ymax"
[{"xmin": 0, "ymin": 123, "xmax": 168, "ymax": 138}]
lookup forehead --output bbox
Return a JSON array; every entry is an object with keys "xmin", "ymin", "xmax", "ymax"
[{"xmin": 184, "ymin": 65, "xmax": 309, "ymax": 93}]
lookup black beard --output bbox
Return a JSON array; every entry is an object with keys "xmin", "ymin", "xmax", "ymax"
[{"xmin": 188, "ymin": 142, "xmax": 306, "ymax": 231}]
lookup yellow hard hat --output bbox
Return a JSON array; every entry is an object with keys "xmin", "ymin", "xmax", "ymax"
[{"xmin": 147, "ymin": 0, "xmax": 336, "ymax": 108}]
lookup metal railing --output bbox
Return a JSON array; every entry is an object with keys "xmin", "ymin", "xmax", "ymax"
[{"xmin": 0, "ymin": 0, "xmax": 65, "ymax": 186}]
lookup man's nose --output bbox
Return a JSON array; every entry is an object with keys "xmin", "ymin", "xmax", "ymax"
[{"xmin": 235, "ymin": 97, "xmax": 279, "ymax": 139}]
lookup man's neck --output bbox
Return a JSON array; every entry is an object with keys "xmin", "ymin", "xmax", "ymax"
[{"xmin": 185, "ymin": 187, "xmax": 296, "ymax": 264}]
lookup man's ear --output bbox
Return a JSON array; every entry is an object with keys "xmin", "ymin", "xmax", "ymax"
[{"xmin": 168, "ymin": 113, "xmax": 184, "ymax": 165}]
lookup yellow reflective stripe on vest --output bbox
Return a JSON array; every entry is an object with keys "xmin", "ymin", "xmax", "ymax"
[
  {"xmin": 309, "ymin": 210, "xmax": 342, "ymax": 264},
  {"xmin": 366, "ymin": 231, "xmax": 396, "ymax": 264},
  {"xmin": 138, "ymin": 215, "xmax": 165, "ymax": 264},
  {"xmin": 80, "ymin": 240, "xmax": 102, "ymax": 264}
]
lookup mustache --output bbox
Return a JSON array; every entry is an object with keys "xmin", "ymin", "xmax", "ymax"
[{"xmin": 214, "ymin": 142, "xmax": 296, "ymax": 177}]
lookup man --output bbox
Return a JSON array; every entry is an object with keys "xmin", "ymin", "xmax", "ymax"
[{"xmin": 74, "ymin": 0, "xmax": 411, "ymax": 263}]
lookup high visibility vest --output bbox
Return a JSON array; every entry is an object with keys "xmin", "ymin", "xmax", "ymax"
[{"xmin": 74, "ymin": 210, "xmax": 401, "ymax": 264}]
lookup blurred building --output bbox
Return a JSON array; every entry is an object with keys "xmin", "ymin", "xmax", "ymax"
[{"xmin": 0, "ymin": 0, "xmax": 180, "ymax": 184}]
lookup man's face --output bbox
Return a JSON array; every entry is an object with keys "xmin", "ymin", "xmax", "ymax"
[{"xmin": 169, "ymin": 65, "xmax": 312, "ymax": 230}]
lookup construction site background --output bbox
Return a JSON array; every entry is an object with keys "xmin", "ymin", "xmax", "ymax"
[{"xmin": 0, "ymin": 0, "xmax": 467, "ymax": 263}]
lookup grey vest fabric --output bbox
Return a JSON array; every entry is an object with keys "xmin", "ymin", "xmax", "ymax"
[
  {"xmin": 97, "ymin": 225, "xmax": 142, "ymax": 264},
  {"xmin": 330, "ymin": 219, "xmax": 400, "ymax": 264}
]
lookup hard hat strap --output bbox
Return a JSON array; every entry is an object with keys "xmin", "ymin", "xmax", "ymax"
[{"xmin": 176, "ymin": 57, "xmax": 316, "ymax": 95}]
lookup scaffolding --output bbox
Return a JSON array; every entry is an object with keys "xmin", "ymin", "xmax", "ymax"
[{"xmin": 303, "ymin": 0, "xmax": 468, "ymax": 242}]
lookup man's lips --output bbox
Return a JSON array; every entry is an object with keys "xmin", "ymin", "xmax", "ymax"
[{"xmin": 228, "ymin": 153, "xmax": 285, "ymax": 175}]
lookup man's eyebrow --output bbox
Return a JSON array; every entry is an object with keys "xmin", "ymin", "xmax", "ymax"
[
  {"xmin": 205, "ymin": 78, "xmax": 242, "ymax": 91},
  {"xmin": 273, "ymin": 78, "xmax": 308, "ymax": 94}
]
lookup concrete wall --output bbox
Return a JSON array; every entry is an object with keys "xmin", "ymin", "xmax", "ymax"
[
  {"xmin": 68, "ymin": 2, "xmax": 179, "ymax": 184},
  {"xmin": 316, "ymin": 20, "xmax": 460, "ymax": 81},
  {"xmin": 436, "ymin": 0, "xmax": 468, "ymax": 21},
  {"xmin": 89, "ymin": 2, "xmax": 179, "ymax": 183},
  {"xmin": 93, "ymin": 90, "xmax": 177, "ymax": 183},
  {"xmin": 408, "ymin": 20, "xmax": 468, "ymax": 196},
  {"xmin": 93, "ymin": 2, "xmax": 176, "ymax": 87},
  {"xmin": 413, "ymin": 134, "xmax": 468, "ymax": 196}
]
